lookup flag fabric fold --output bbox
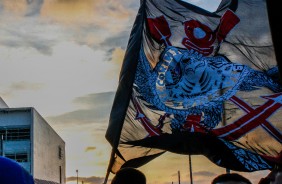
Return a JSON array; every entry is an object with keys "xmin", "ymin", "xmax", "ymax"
[{"xmin": 106, "ymin": 0, "xmax": 282, "ymax": 174}]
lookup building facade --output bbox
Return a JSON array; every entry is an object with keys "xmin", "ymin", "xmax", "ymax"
[{"xmin": 0, "ymin": 102, "xmax": 66, "ymax": 184}]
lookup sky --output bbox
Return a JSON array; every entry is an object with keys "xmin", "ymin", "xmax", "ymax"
[{"xmin": 0, "ymin": 0, "xmax": 272, "ymax": 184}]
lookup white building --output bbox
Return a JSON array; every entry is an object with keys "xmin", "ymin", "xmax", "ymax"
[{"xmin": 0, "ymin": 98, "xmax": 66, "ymax": 184}]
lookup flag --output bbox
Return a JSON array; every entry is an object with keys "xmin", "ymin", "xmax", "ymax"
[{"xmin": 105, "ymin": 0, "xmax": 282, "ymax": 175}]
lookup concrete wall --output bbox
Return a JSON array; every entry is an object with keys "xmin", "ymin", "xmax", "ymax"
[
  {"xmin": 0, "ymin": 97, "xmax": 8, "ymax": 108},
  {"xmin": 32, "ymin": 109, "xmax": 66, "ymax": 184}
]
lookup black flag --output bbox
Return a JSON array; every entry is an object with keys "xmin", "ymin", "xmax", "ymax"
[{"xmin": 106, "ymin": 0, "xmax": 282, "ymax": 174}]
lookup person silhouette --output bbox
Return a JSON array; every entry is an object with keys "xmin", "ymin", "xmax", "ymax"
[
  {"xmin": 258, "ymin": 166, "xmax": 282, "ymax": 184},
  {"xmin": 0, "ymin": 156, "xmax": 34, "ymax": 184},
  {"xmin": 111, "ymin": 167, "xmax": 146, "ymax": 184},
  {"xmin": 211, "ymin": 173, "xmax": 252, "ymax": 184}
]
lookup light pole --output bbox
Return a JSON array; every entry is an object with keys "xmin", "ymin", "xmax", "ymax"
[
  {"xmin": 76, "ymin": 170, "xmax": 78, "ymax": 184},
  {"xmin": 1, "ymin": 134, "xmax": 3, "ymax": 156}
]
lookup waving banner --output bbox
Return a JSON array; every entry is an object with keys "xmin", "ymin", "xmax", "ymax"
[{"xmin": 105, "ymin": 0, "xmax": 282, "ymax": 174}]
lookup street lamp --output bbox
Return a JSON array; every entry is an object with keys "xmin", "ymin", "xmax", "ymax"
[{"xmin": 76, "ymin": 170, "xmax": 78, "ymax": 184}]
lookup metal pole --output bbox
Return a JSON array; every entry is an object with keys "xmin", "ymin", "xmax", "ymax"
[
  {"xmin": 0, "ymin": 134, "xmax": 4, "ymax": 156},
  {"xmin": 178, "ymin": 170, "xmax": 180, "ymax": 184},
  {"xmin": 76, "ymin": 170, "xmax": 78, "ymax": 184},
  {"xmin": 1, "ymin": 134, "xmax": 3, "ymax": 156},
  {"xmin": 189, "ymin": 155, "xmax": 193, "ymax": 184}
]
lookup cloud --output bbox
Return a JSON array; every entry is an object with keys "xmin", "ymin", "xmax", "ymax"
[
  {"xmin": 193, "ymin": 171, "xmax": 217, "ymax": 177},
  {"xmin": 100, "ymin": 30, "xmax": 131, "ymax": 51},
  {"xmin": 1, "ymin": 0, "xmax": 43, "ymax": 16},
  {"xmin": 25, "ymin": 0, "xmax": 44, "ymax": 16},
  {"xmin": 52, "ymin": 122, "xmax": 112, "ymax": 178},
  {"xmin": 0, "ymin": 81, "xmax": 44, "ymax": 100},
  {"xmin": 0, "ymin": 0, "xmax": 27, "ymax": 15},
  {"xmin": 0, "ymin": 40, "xmax": 120, "ymax": 117},
  {"xmin": 104, "ymin": 47, "xmax": 125, "ymax": 79},
  {"xmin": 73, "ymin": 92, "xmax": 115, "ymax": 108},
  {"xmin": 67, "ymin": 176, "xmax": 104, "ymax": 184},
  {"xmin": 110, "ymin": 47, "xmax": 125, "ymax": 66},
  {"xmin": 47, "ymin": 92, "xmax": 115, "ymax": 124},
  {"xmin": 0, "ymin": 2, "xmax": 3, "ymax": 11},
  {"xmin": 41, "ymin": 0, "xmax": 136, "ymax": 27},
  {"xmin": 0, "ymin": 17, "xmax": 66, "ymax": 55},
  {"xmin": 0, "ymin": 0, "xmax": 137, "ymax": 57},
  {"xmin": 1, "ymin": 36, "xmax": 53, "ymax": 55},
  {"xmin": 47, "ymin": 107, "xmax": 108, "ymax": 124},
  {"xmin": 85, "ymin": 146, "xmax": 96, "ymax": 152},
  {"xmin": 9, "ymin": 81, "xmax": 43, "ymax": 91},
  {"xmin": 68, "ymin": 24, "xmax": 106, "ymax": 49},
  {"xmin": 38, "ymin": 0, "xmax": 139, "ymax": 51}
]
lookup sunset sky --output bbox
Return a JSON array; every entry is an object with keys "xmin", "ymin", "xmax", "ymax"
[{"xmin": 0, "ymin": 0, "xmax": 271, "ymax": 183}]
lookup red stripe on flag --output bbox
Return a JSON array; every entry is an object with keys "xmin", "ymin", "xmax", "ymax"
[{"xmin": 213, "ymin": 95, "xmax": 282, "ymax": 142}]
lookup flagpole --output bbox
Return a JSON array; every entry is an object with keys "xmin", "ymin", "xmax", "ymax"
[
  {"xmin": 103, "ymin": 169, "xmax": 110, "ymax": 184},
  {"xmin": 220, "ymin": 88, "xmax": 231, "ymax": 174},
  {"xmin": 266, "ymin": 1, "xmax": 282, "ymax": 81},
  {"xmin": 188, "ymin": 155, "xmax": 193, "ymax": 184},
  {"xmin": 103, "ymin": 149, "xmax": 115, "ymax": 184},
  {"xmin": 223, "ymin": 106, "xmax": 230, "ymax": 174}
]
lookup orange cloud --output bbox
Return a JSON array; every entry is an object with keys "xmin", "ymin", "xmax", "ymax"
[
  {"xmin": 1, "ymin": 0, "xmax": 27, "ymax": 15},
  {"xmin": 85, "ymin": 146, "xmax": 97, "ymax": 152},
  {"xmin": 106, "ymin": 47, "xmax": 125, "ymax": 79},
  {"xmin": 40, "ymin": 0, "xmax": 134, "ymax": 32},
  {"xmin": 111, "ymin": 47, "xmax": 125, "ymax": 66}
]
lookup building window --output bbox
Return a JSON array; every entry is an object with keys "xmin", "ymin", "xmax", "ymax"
[
  {"xmin": 0, "ymin": 128, "xmax": 30, "ymax": 141},
  {"xmin": 5, "ymin": 152, "xmax": 28, "ymax": 163},
  {"xmin": 58, "ymin": 146, "xmax": 63, "ymax": 159},
  {"xmin": 0, "ymin": 130, "xmax": 5, "ymax": 139},
  {"xmin": 59, "ymin": 166, "xmax": 62, "ymax": 184}
]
